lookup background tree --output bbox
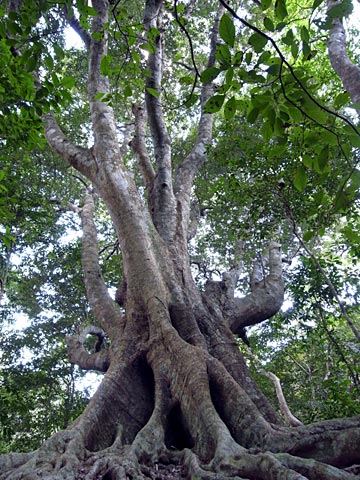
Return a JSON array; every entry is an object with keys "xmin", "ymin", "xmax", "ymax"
[{"xmin": 1, "ymin": 0, "xmax": 360, "ymax": 479}]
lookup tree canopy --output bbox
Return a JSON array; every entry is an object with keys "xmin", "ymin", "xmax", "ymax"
[{"xmin": 1, "ymin": 0, "xmax": 360, "ymax": 479}]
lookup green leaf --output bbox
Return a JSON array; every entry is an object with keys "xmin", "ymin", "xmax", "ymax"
[
  {"xmin": 303, "ymin": 155, "xmax": 313, "ymax": 169},
  {"xmin": 348, "ymin": 135, "xmax": 360, "ymax": 149},
  {"xmin": 53, "ymin": 43, "xmax": 64, "ymax": 60},
  {"xmin": 291, "ymin": 41, "xmax": 299, "ymax": 59},
  {"xmin": 267, "ymin": 63, "xmax": 280, "ymax": 76},
  {"xmin": 316, "ymin": 145, "xmax": 329, "ymax": 172},
  {"xmin": 233, "ymin": 51, "xmax": 243, "ymax": 66},
  {"xmin": 328, "ymin": 0, "xmax": 353, "ymax": 18},
  {"xmin": 350, "ymin": 169, "xmax": 360, "ymax": 189},
  {"xmin": 123, "ymin": 85, "xmax": 132, "ymax": 97},
  {"xmin": 312, "ymin": 0, "xmax": 324, "ymax": 10},
  {"xmin": 216, "ymin": 44, "xmax": 232, "ymax": 67},
  {"xmin": 294, "ymin": 165, "xmax": 307, "ymax": 191},
  {"xmin": 282, "ymin": 29, "xmax": 294, "ymax": 46},
  {"xmin": 302, "ymin": 40, "xmax": 311, "ymax": 59},
  {"xmin": 334, "ymin": 92, "xmax": 350, "ymax": 109},
  {"xmin": 44, "ymin": 55, "xmax": 54, "ymax": 70},
  {"xmin": 261, "ymin": 0, "xmax": 272, "ymax": 9},
  {"xmin": 264, "ymin": 17, "xmax": 275, "ymax": 31},
  {"xmin": 275, "ymin": 0, "xmax": 288, "ymax": 20},
  {"xmin": 204, "ymin": 94, "xmax": 225, "ymax": 113},
  {"xmin": 257, "ymin": 51, "xmax": 271, "ymax": 65},
  {"xmin": 92, "ymin": 31, "xmax": 104, "ymax": 41},
  {"xmin": 100, "ymin": 54, "xmax": 111, "ymax": 75},
  {"xmin": 288, "ymin": 106, "xmax": 303, "ymax": 123},
  {"xmin": 300, "ymin": 26, "xmax": 310, "ymax": 42},
  {"xmin": 185, "ymin": 93, "xmax": 199, "ymax": 107},
  {"xmin": 86, "ymin": 6, "xmax": 98, "ymax": 16},
  {"xmin": 61, "ymin": 76, "xmax": 75, "ymax": 89},
  {"xmin": 334, "ymin": 188, "xmax": 350, "ymax": 212},
  {"xmin": 245, "ymin": 52, "xmax": 253, "ymax": 64},
  {"xmin": 219, "ymin": 14, "xmax": 235, "ymax": 47},
  {"xmin": 225, "ymin": 67, "xmax": 234, "ymax": 84},
  {"xmin": 146, "ymin": 87, "xmax": 159, "ymax": 98},
  {"xmin": 348, "ymin": 103, "xmax": 360, "ymax": 111},
  {"xmin": 261, "ymin": 120, "xmax": 273, "ymax": 140},
  {"xmin": 200, "ymin": 67, "xmax": 221, "ymax": 83},
  {"xmin": 321, "ymin": 131, "xmax": 338, "ymax": 145},
  {"xmin": 224, "ymin": 96, "xmax": 237, "ymax": 120},
  {"xmin": 303, "ymin": 230, "xmax": 315, "ymax": 241},
  {"xmin": 342, "ymin": 226, "xmax": 360, "ymax": 242},
  {"xmin": 247, "ymin": 106, "xmax": 260, "ymax": 123},
  {"xmin": 26, "ymin": 56, "xmax": 37, "ymax": 72},
  {"xmin": 248, "ymin": 33, "xmax": 268, "ymax": 53},
  {"xmin": 139, "ymin": 42, "xmax": 156, "ymax": 54}
]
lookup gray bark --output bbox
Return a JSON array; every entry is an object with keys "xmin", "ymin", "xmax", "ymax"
[{"xmin": 327, "ymin": 0, "xmax": 360, "ymax": 108}]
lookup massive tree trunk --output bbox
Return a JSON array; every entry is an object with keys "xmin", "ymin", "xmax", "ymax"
[{"xmin": 1, "ymin": 1, "xmax": 360, "ymax": 479}]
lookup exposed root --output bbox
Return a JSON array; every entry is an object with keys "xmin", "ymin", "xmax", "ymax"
[
  {"xmin": 276, "ymin": 453, "xmax": 359, "ymax": 480},
  {"xmin": 0, "ymin": 429, "xmax": 86, "ymax": 480},
  {"xmin": 2, "ymin": 432, "xmax": 360, "ymax": 480}
]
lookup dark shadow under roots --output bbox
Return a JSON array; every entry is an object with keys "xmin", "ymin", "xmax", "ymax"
[
  {"xmin": 165, "ymin": 402, "xmax": 194, "ymax": 451},
  {"xmin": 85, "ymin": 355, "xmax": 155, "ymax": 452}
]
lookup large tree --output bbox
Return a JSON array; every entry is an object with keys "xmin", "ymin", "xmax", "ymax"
[{"xmin": 1, "ymin": 0, "xmax": 360, "ymax": 479}]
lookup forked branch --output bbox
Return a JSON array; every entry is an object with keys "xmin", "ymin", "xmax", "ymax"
[{"xmin": 204, "ymin": 242, "xmax": 284, "ymax": 334}]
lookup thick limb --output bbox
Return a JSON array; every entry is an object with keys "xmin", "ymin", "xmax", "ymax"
[
  {"xmin": 327, "ymin": 0, "xmax": 360, "ymax": 107},
  {"xmin": 66, "ymin": 326, "xmax": 110, "ymax": 372},
  {"xmin": 79, "ymin": 191, "xmax": 123, "ymax": 338}
]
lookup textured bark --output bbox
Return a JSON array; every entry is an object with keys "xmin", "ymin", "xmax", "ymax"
[
  {"xmin": 1, "ymin": 1, "xmax": 360, "ymax": 479},
  {"xmin": 327, "ymin": 0, "xmax": 360, "ymax": 107}
]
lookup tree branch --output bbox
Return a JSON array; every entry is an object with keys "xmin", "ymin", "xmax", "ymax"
[
  {"xmin": 119, "ymin": 123, "xmax": 134, "ymax": 159},
  {"xmin": 66, "ymin": 326, "xmax": 110, "ymax": 372},
  {"xmin": 89, "ymin": 0, "xmax": 125, "ymax": 172},
  {"xmin": 131, "ymin": 104, "xmax": 155, "ymax": 191},
  {"xmin": 79, "ymin": 191, "xmax": 123, "ymax": 337},
  {"xmin": 221, "ymin": 242, "xmax": 284, "ymax": 334},
  {"xmin": 62, "ymin": 5, "xmax": 91, "ymax": 49},
  {"xmin": 327, "ymin": 0, "xmax": 360, "ymax": 108},
  {"xmin": 174, "ymin": 4, "xmax": 223, "ymax": 241},
  {"xmin": 260, "ymin": 370, "xmax": 303, "ymax": 427},
  {"xmin": 244, "ymin": 346, "xmax": 303, "ymax": 427},
  {"xmin": 43, "ymin": 114, "xmax": 97, "ymax": 179},
  {"xmin": 144, "ymin": 0, "xmax": 176, "ymax": 242}
]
